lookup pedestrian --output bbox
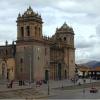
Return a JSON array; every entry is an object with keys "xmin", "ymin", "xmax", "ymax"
[
  {"xmin": 78, "ymin": 82, "xmax": 81, "ymax": 86},
  {"xmin": 10, "ymin": 80, "xmax": 13, "ymax": 88}
]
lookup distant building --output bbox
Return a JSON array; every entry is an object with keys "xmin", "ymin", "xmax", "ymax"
[
  {"xmin": 76, "ymin": 64, "xmax": 100, "ymax": 79},
  {"xmin": 0, "ymin": 7, "xmax": 75, "ymax": 81}
]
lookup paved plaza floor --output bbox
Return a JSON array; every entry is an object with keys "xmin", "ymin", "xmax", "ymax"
[
  {"xmin": 49, "ymin": 87, "xmax": 100, "ymax": 99},
  {"xmin": 0, "ymin": 79, "xmax": 99, "ymax": 99}
]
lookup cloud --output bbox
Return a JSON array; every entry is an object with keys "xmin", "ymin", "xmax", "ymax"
[
  {"xmin": 96, "ymin": 24, "xmax": 100, "ymax": 37},
  {"xmin": 76, "ymin": 41, "xmax": 94, "ymax": 49},
  {"xmin": 0, "ymin": 0, "xmax": 100, "ymax": 63}
]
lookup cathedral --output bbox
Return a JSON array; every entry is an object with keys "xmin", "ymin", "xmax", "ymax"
[{"xmin": 0, "ymin": 7, "xmax": 75, "ymax": 82}]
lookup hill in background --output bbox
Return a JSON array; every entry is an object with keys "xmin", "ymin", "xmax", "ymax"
[{"xmin": 80, "ymin": 60, "xmax": 100, "ymax": 68}]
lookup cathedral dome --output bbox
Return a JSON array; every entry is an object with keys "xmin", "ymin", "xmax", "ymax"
[
  {"xmin": 61, "ymin": 22, "xmax": 68, "ymax": 29},
  {"xmin": 56, "ymin": 22, "xmax": 74, "ymax": 34},
  {"xmin": 17, "ymin": 6, "xmax": 42, "ymax": 23}
]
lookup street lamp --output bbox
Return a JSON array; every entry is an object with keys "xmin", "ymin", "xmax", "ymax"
[
  {"xmin": 47, "ymin": 70, "xmax": 50, "ymax": 95},
  {"xmin": 83, "ymin": 78, "xmax": 86, "ymax": 94},
  {"xmin": 46, "ymin": 62, "xmax": 50, "ymax": 95},
  {"xmin": 29, "ymin": 55, "xmax": 32, "ymax": 87},
  {"xmin": 73, "ymin": 68, "xmax": 78, "ymax": 86}
]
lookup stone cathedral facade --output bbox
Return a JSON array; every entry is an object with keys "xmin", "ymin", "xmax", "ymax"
[{"xmin": 0, "ymin": 7, "xmax": 75, "ymax": 81}]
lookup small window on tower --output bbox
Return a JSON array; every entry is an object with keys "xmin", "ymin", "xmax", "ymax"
[
  {"xmin": 20, "ymin": 58, "xmax": 23, "ymax": 72},
  {"xmin": 39, "ymin": 27, "xmax": 41, "ymax": 36},
  {"xmin": 64, "ymin": 37, "xmax": 66, "ymax": 41},
  {"xmin": 35, "ymin": 26, "xmax": 37, "ymax": 36},
  {"xmin": 26, "ymin": 26, "xmax": 30, "ymax": 36},
  {"xmin": 21, "ymin": 27, "xmax": 24, "ymax": 37}
]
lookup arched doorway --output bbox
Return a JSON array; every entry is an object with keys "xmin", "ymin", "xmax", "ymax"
[
  {"xmin": 65, "ymin": 70, "xmax": 67, "ymax": 79},
  {"xmin": 58, "ymin": 63, "xmax": 61, "ymax": 80},
  {"xmin": 7, "ymin": 69, "xmax": 10, "ymax": 80},
  {"xmin": 45, "ymin": 70, "xmax": 49, "ymax": 81}
]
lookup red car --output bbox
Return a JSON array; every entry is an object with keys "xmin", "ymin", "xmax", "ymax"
[{"xmin": 90, "ymin": 87, "xmax": 98, "ymax": 93}]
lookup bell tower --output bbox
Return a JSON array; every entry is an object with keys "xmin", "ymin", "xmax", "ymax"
[
  {"xmin": 53, "ymin": 22, "xmax": 75, "ymax": 79},
  {"xmin": 55, "ymin": 22, "xmax": 74, "ymax": 46},
  {"xmin": 16, "ymin": 6, "xmax": 43, "ymax": 41}
]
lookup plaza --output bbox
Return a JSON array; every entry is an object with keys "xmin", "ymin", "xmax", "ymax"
[
  {"xmin": 0, "ymin": 0, "xmax": 100, "ymax": 99},
  {"xmin": 0, "ymin": 78, "xmax": 100, "ymax": 99}
]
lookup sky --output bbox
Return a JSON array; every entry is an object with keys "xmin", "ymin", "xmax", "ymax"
[{"xmin": 0, "ymin": 0, "xmax": 100, "ymax": 63}]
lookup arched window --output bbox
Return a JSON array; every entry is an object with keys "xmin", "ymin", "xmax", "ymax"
[
  {"xmin": 64, "ymin": 37, "xmax": 66, "ymax": 41},
  {"xmin": 21, "ymin": 27, "xmax": 24, "ymax": 37},
  {"xmin": 20, "ymin": 58, "xmax": 23, "ymax": 72}
]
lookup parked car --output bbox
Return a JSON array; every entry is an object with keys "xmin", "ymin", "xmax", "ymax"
[{"xmin": 90, "ymin": 87, "xmax": 98, "ymax": 93}]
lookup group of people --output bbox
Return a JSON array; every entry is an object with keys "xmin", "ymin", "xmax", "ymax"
[
  {"xmin": 7, "ymin": 80, "xmax": 25, "ymax": 88},
  {"xmin": 36, "ymin": 80, "xmax": 47, "ymax": 87},
  {"xmin": 71, "ymin": 78, "xmax": 78, "ymax": 83},
  {"xmin": 6, "ymin": 79, "xmax": 48, "ymax": 88},
  {"xmin": 7, "ymin": 80, "xmax": 14, "ymax": 88}
]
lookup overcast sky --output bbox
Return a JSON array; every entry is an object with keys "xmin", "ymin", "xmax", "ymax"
[{"xmin": 0, "ymin": 0, "xmax": 100, "ymax": 63}]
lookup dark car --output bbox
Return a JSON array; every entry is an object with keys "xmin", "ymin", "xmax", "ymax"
[{"xmin": 90, "ymin": 87, "xmax": 98, "ymax": 93}]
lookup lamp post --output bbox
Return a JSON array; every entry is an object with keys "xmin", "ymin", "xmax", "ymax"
[
  {"xmin": 47, "ymin": 62, "xmax": 50, "ymax": 95},
  {"xmin": 29, "ymin": 55, "xmax": 32, "ymax": 87},
  {"xmin": 73, "ymin": 68, "xmax": 78, "ymax": 86},
  {"xmin": 28, "ymin": 55, "xmax": 32, "ymax": 87},
  {"xmin": 47, "ymin": 70, "xmax": 50, "ymax": 95},
  {"xmin": 83, "ymin": 78, "xmax": 86, "ymax": 94}
]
